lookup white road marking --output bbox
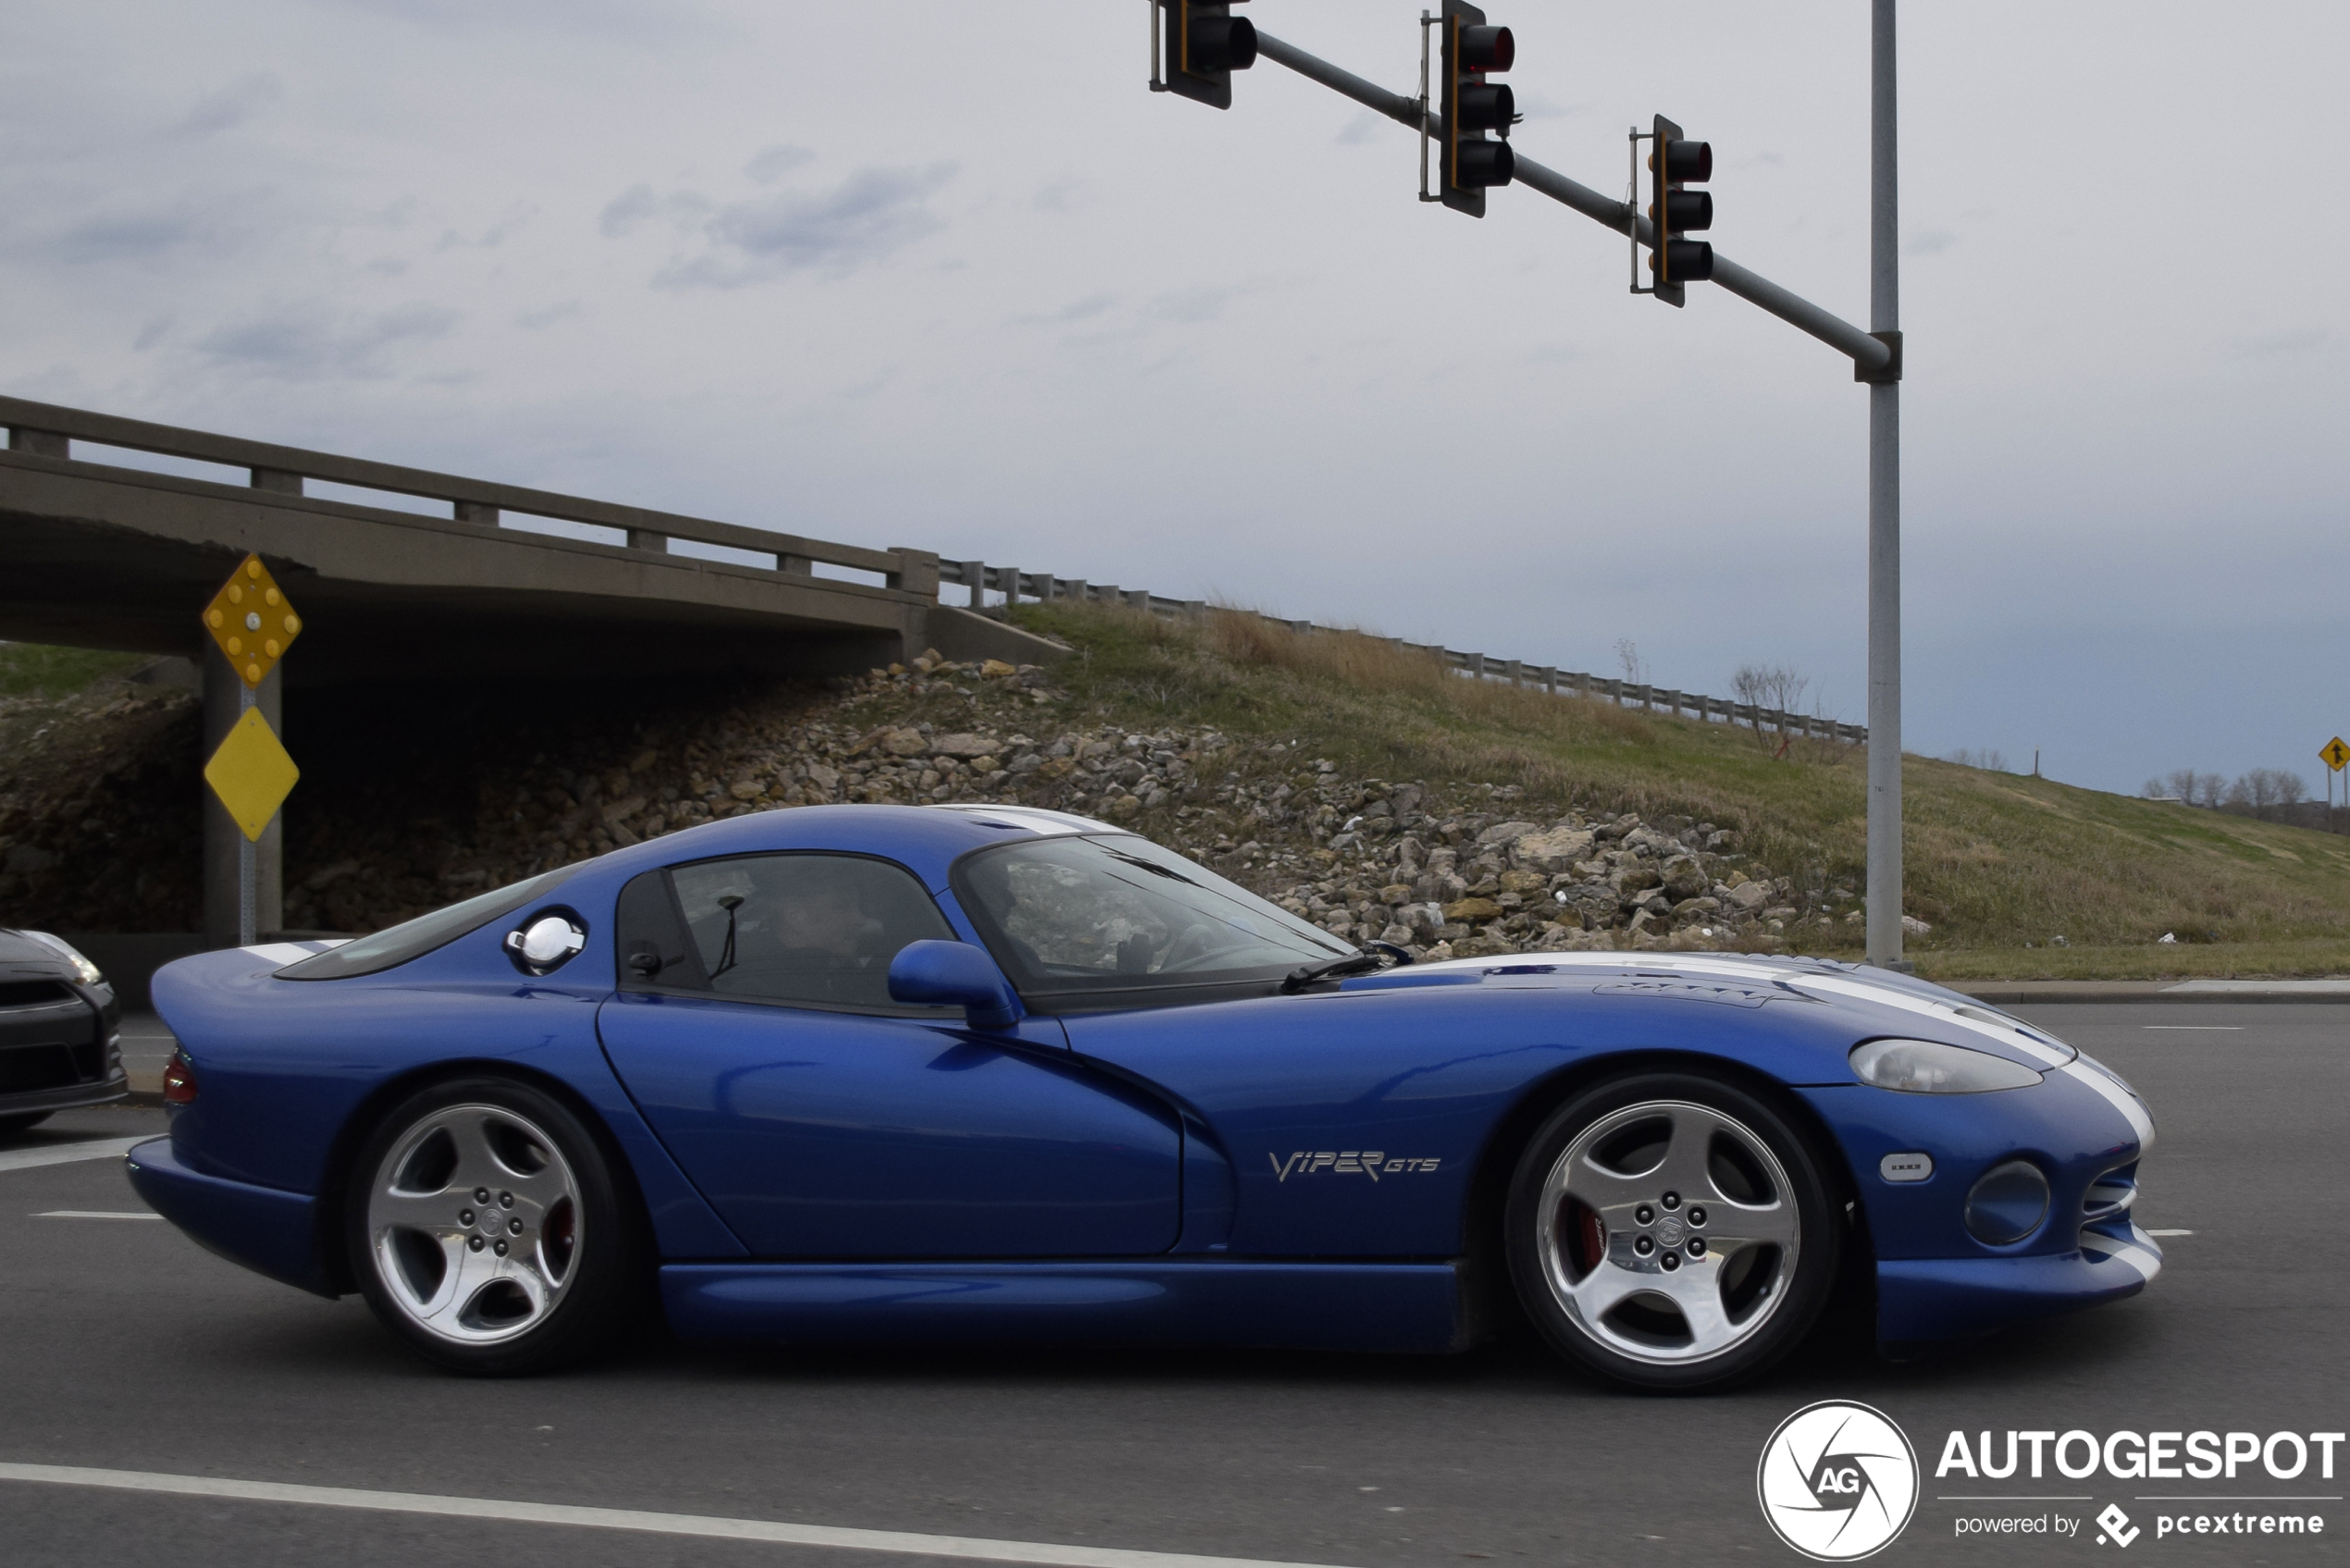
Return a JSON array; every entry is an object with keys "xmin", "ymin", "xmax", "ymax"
[
  {"xmin": 0, "ymin": 1463, "xmax": 1356, "ymax": 1568},
  {"xmin": 2142, "ymin": 1025, "xmax": 2243, "ymax": 1031},
  {"xmin": 2145, "ymin": 1228, "xmax": 2194, "ymax": 1237},
  {"xmin": 35, "ymin": 1210, "xmax": 161, "ymax": 1221},
  {"xmin": 0, "ymin": 1137, "xmax": 147, "ymax": 1175}
]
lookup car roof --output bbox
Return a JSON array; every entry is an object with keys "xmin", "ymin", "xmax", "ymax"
[{"xmin": 588, "ymin": 802, "xmax": 1126, "ymax": 890}]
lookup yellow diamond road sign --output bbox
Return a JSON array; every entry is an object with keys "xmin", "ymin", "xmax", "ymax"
[
  {"xmin": 2325, "ymin": 737, "xmax": 2350, "ymax": 773},
  {"xmin": 204, "ymin": 553, "xmax": 302, "ymax": 688},
  {"xmin": 204, "ymin": 708, "xmax": 300, "ymax": 842}
]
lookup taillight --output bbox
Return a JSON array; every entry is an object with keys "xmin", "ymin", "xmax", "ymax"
[{"xmin": 162, "ymin": 1049, "xmax": 198, "ymax": 1105}]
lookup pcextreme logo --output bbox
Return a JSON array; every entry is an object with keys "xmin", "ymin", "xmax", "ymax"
[{"xmin": 1758, "ymin": 1401, "xmax": 1921, "ymax": 1562}]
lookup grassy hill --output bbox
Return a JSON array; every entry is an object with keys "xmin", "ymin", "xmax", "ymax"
[{"xmin": 1016, "ymin": 603, "xmax": 2350, "ymax": 981}]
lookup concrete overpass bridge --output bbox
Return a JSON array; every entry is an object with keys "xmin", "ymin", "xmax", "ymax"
[{"xmin": 0, "ymin": 395, "xmax": 1058, "ymax": 946}]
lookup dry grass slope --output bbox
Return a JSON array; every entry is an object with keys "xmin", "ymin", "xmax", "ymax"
[{"xmin": 1023, "ymin": 602, "xmax": 2350, "ymax": 975}]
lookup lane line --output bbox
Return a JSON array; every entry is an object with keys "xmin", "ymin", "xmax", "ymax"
[
  {"xmin": 0, "ymin": 1137, "xmax": 147, "ymax": 1175},
  {"xmin": 0, "ymin": 1463, "xmax": 1355, "ymax": 1568},
  {"xmin": 35, "ymin": 1210, "xmax": 161, "ymax": 1221},
  {"xmin": 2142, "ymin": 1025, "xmax": 2244, "ymax": 1031}
]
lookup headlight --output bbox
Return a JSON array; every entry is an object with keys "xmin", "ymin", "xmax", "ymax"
[
  {"xmin": 1849, "ymin": 1037, "xmax": 2044, "ymax": 1093},
  {"xmin": 23, "ymin": 931, "xmax": 104, "ymax": 986}
]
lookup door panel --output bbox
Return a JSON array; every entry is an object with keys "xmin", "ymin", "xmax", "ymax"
[{"xmin": 598, "ymin": 993, "xmax": 1181, "ymax": 1258}]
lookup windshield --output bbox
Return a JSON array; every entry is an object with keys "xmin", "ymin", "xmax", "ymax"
[
  {"xmin": 276, "ymin": 868, "xmax": 576, "ymax": 981},
  {"xmin": 954, "ymin": 833, "xmax": 1351, "ymax": 999}
]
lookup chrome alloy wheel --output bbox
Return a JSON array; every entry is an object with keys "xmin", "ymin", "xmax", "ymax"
[
  {"xmin": 1535, "ymin": 1099, "xmax": 1800, "ymax": 1365},
  {"xmin": 365, "ymin": 1103, "xmax": 582, "ymax": 1346}
]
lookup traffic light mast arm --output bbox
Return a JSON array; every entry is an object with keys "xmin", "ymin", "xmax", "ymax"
[{"xmin": 1251, "ymin": 29, "xmax": 1896, "ymax": 380}]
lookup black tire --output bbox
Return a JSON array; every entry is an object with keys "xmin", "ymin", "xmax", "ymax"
[
  {"xmin": 344, "ymin": 1076, "xmax": 649, "ymax": 1376},
  {"xmin": 0, "ymin": 1111, "xmax": 55, "ymax": 1136},
  {"xmin": 1503, "ymin": 1070, "xmax": 1840, "ymax": 1391}
]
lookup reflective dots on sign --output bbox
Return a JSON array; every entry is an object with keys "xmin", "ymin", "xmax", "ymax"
[
  {"xmin": 206, "ymin": 609, "xmax": 225, "ymax": 628},
  {"xmin": 226, "ymin": 636, "xmax": 242, "ymax": 655},
  {"xmin": 244, "ymin": 662, "xmax": 261, "ymax": 682},
  {"xmin": 245, "ymin": 560, "xmax": 262, "ymax": 578},
  {"xmin": 284, "ymin": 615, "xmax": 299, "ymax": 634},
  {"xmin": 244, "ymin": 611, "xmax": 261, "ymax": 631},
  {"xmin": 264, "ymin": 639, "xmax": 280, "ymax": 658},
  {"xmin": 228, "ymin": 585, "xmax": 243, "ymax": 604},
  {"xmin": 265, "ymin": 587, "xmax": 280, "ymax": 606}
]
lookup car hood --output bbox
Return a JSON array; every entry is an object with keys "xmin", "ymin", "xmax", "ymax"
[{"xmin": 1341, "ymin": 948, "xmax": 2081, "ymax": 1071}]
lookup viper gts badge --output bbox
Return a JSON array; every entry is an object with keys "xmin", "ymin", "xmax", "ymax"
[{"xmin": 1269, "ymin": 1151, "xmax": 1443, "ymax": 1182}]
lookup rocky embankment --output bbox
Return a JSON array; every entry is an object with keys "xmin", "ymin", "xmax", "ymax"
[{"xmin": 1, "ymin": 648, "xmax": 1810, "ymax": 953}]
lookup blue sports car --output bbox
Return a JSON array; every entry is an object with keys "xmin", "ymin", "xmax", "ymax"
[{"xmin": 130, "ymin": 804, "xmax": 2159, "ymax": 1389}]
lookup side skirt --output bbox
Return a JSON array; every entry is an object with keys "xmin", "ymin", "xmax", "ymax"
[{"xmin": 661, "ymin": 1260, "xmax": 1468, "ymax": 1354}]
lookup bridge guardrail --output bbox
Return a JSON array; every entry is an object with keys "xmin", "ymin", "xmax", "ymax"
[
  {"xmin": 0, "ymin": 395, "xmax": 936, "ymax": 598},
  {"xmin": 935, "ymin": 561, "xmax": 1865, "ymax": 745}
]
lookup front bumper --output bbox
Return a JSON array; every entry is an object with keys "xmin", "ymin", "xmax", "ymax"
[
  {"xmin": 125, "ymin": 1136, "xmax": 337, "ymax": 1298},
  {"xmin": 1877, "ymin": 1221, "xmax": 2162, "ymax": 1343}
]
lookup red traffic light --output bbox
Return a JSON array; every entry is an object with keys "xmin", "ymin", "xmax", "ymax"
[
  {"xmin": 1660, "ymin": 138, "xmax": 1712, "ymax": 183},
  {"xmin": 1459, "ymin": 24, "xmax": 1514, "ymax": 72}
]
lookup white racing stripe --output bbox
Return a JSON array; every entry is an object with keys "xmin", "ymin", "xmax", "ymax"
[
  {"xmin": 0, "ymin": 1463, "xmax": 1355, "ymax": 1568},
  {"xmin": 0, "ymin": 1137, "xmax": 147, "ymax": 1175},
  {"xmin": 35, "ymin": 1210, "xmax": 161, "ymax": 1221}
]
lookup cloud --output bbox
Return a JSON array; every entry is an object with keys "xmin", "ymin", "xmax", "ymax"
[
  {"xmin": 2237, "ymin": 328, "xmax": 2326, "ymax": 358},
  {"xmin": 168, "ymin": 73, "xmax": 283, "ymax": 137},
  {"xmin": 19, "ymin": 209, "xmax": 216, "ymax": 265},
  {"xmin": 1336, "ymin": 113, "xmax": 1384, "ymax": 146},
  {"xmin": 600, "ymin": 183, "xmax": 711, "ymax": 238},
  {"xmin": 1033, "ymin": 176, "xmax": 1090, "ymax": 212},
  {"xmin": 515, "ymin": 301, "xmax": 586, "ymax": 330},
  {"xmin": 641, "ymin": 163, "xmax": 958, "ymax": 288},
  {"xmin": 744, "ymin": 144, "xmax": 814, "ymax": 184},
  {"xmin": 1148, "ymin": 283, "xmax": 1253, "ymax": 325},
  {"xmin": 195, "ymin": 302, "xmax": 461, "ymax": 380},
  {"xmin": 435, "ymin": 203, "xmax": 534, "ymax": 252},
  {"xmin": 1008, "ymin": 293, "xmax": 1118, "ymax": 328},
  {"xmin": 1909, "ymin": 228, "xmax": 1959, "ymax": 255}
]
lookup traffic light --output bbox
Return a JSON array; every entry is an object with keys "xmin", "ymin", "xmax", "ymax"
[
  {"xmin": 1646, "ymin": 115, "xmax": 1713, "ymax": 306},
  {"xmin": 1157, "ymin": 0, "xmax": 1257, "ymax": 111},
  {"xmin": 1438, "ymin": 0, "xmax": 1515, "ymax": 217}
]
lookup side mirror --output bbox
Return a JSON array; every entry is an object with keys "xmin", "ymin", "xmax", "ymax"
[
  {"xmin": 887, "ymin": 941, "xmax": 1024, "ymax": 1031},
  {"xmin": 505, "ymin": 909, "xmax": 588, "ymax": 977}
]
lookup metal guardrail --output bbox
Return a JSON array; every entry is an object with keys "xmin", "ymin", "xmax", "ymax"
[
  {"xmin": 0, "ymin": 395, "xmax": 1856, "ymax": 742},
  {"xmin": 0, "ymin": 396, "xmax": 938, "ymax": 598},
  {"xmin": 936, "ymin": 561, "xmax": 1867, "ymax": 745}
]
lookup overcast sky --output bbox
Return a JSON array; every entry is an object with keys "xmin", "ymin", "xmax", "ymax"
[{"xmin": 5, "ymin": 2, "xmax": 2345, "ymax": 796}]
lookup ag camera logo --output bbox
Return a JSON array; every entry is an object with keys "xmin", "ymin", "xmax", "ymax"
[{"xmin": 1758, "ymin": 1401, "xmax": 1920, "ymax": 1561}]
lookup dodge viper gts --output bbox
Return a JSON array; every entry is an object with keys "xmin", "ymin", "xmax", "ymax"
[{"xmin": 130, "ymin": 804, "xmax": 2159, "ymax": 1389}]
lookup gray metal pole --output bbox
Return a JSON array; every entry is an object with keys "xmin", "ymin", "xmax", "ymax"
[{"xmin": 1864, "ymin": 0, "xmax": 1904, "ymax": 969}]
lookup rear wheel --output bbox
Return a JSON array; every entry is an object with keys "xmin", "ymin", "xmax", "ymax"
[
  {"xmin": 345, "ymin": 1077, "xmax": 646, "ymax": 1376},
  {"xmin": 1504, "ymin": 1071, "xmax": 1839, "ymax": 1391}
]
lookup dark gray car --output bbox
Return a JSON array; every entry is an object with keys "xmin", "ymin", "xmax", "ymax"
[{"xmin": 0, "ymin": 930, "xmax": 126, "ymax": 1132}]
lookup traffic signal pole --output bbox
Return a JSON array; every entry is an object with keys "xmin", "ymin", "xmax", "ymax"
[
  {"xmin": 1246, "ymin": 22, "xmax": 1909, "ymax": 966},
  {"xmin": 1864, "ymin": 0, "xmax": 1905, "ymax": 971}
]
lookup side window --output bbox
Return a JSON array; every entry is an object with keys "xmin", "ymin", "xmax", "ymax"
[{"xmin": 660, "ymin": 853, "xmax": 958, "ymax": 1010}]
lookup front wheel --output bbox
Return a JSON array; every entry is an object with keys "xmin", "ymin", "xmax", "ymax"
[
  {"xmin": 1504, "ymin": 1071, "xmax": 1840, "ymax": 1391},
  {"xmin": 345, "ymin": 1077, "xmax": 646, "ymax": 1376}
]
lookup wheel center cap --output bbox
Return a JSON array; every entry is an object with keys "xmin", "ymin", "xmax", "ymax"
[{"xmin": 1654, "ymin": 1215, "xmax": 1688, "ymax": 1248}]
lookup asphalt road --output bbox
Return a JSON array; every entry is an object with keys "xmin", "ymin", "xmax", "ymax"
[{"xmin": 2, "ymin": 1002, "xmax": 2342, "ymax": 1567}]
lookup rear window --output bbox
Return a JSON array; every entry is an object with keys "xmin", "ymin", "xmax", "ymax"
[{"xmin": 275, "ymin": 869, "xmax": 577, "ymax": 982}]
